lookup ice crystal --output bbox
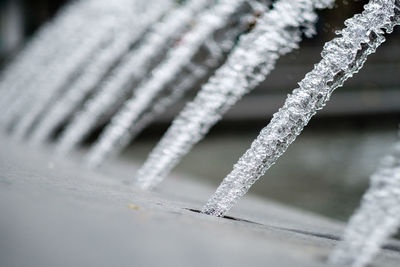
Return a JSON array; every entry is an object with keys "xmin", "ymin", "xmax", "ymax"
[
  {"xmin": 53, "ymin": 0, "xmax": 213, "ymax": 151},
  {"xmin": 29, "ymin": 0, "xmax": 176, "ymax": 144},
  {"xmin": 135, "ymin": 0, "xmax": 333, "ymax": 190},
  {"xmin": 12, "ymin": 0, "xmax": 173, "ymax": 140},
  {"xmin": 0, "ymin": 0, "xmax": 101, "ymax": 116},
  {"xmin": 202, "ymin": 0, "xmax": 400, "ymax": 217},
  {"xmin": 85, "ymin": 0, "xmax": 263, "ymax": 168},
  {"xmin": 19, "ymin": 1, "xmax": 173, "ymax": 141},
  {"xmin": 0, "ymin": 0, "xmax": 153, "ymax": 132}
]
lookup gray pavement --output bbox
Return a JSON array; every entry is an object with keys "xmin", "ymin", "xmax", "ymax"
[{"xmin": 0, "ymin": 137, "xmax": 399, "ymax": 267}]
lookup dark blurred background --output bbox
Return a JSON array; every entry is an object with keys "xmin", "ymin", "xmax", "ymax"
[{"xmin": 0, "ymin": 0, "xmax": 399, "ymax": 221}]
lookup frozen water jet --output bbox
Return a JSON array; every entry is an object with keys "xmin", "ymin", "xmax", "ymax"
[
  {"xmin": 134, "ymin": 0, "xmax": 333, "ymax": 190},
  {"xmin": 0, "ymin": 0, "xmax": 150, "ymax": 133},
  {"xmin": 43, "ymin": 0, "xmax": 213, "ymax": 149},
  {"xmin": 201, "ymin": 0, "xmax": 400, "ymax": 217},
  {"xmin": 12, "ymin": 0, "xmax": 172, "ymax": 140},
  {"xmin": 14, "ymin": 0, "xmax": 173, "ymax": 140},
  {"xmin": 0, "ymin": 0, "xmax": 100, "ymax": 115},
  {"xmin": 0, "ymin": 0, "xmax": 87, "ymax": 101},
  {"xmin": 0, "ymin": 0, "xmax": 117, "ymax": 131},
  {"xmin": 84, "ymin": 0, "xmax": 266, "ymax": 168},
  {"xmin": 329, "ymin": 129, "xmax": 400, "ymax": 267}
]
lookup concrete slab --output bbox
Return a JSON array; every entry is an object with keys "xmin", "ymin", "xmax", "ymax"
[{"xmin": 0, "ymin": 138, "xmax": 399, "ymax": 267}]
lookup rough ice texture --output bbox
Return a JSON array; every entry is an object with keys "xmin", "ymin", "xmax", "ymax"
[
  {"xmin": 135, "ymin": 0, "xmax": 332, "ymax": 190},
  {"xmin": 329, "ymin": 132, "xmax": 400, "ymax": 267},
  {"xmin": 29, "ymin": 0, "xmax": 177, "ymax": 144},
  {"xmin": 202, "ymin": 0, "xmax": 400, "ymax": 217},
  {"xmin": 12, "ymin": 0, "xmax": 172, "ymax": 140},
  {"xmin": 0, "ymin": 0, "xmax": 149, "ymax": 132},
  {"xmin": 85, "ymin": 0, "xmax": 259, "ymax": 168},
  {"xmin": 53, "ymin": 0, "xmax": 212, "ymax": 152}
]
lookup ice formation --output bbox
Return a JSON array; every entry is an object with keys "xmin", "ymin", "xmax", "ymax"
[
  {"xmin": 135, "ymin": 0, "xmax": 333, "ymax": 190},
  {"xmin": 0, "ymin": 2, "xmax": 399, "ymax": 266},
  {"xmin": 202, "ymin": 0, "xmax": 400, "ymax": 217},
  {"xmin": 52, "ymin": 0, "xmax": 213, "ymax": 151},
  {"xmin": 11, "ymin": 0, "xmax": 172, "ymax": 140},
  {"xmin": 329, "ymin": 132, "xmax": 400, "ymax": 266},
  {"xmin": 85, "ymin": 0, "xmax": 263, "ymax": 168},
  {"xmin": 0, "ymin": 0, "xmax": 85, "ymax": 102},
  {"xmin": 0, "ymin": 0, "xmax": 118, "ymax": 130},
  {"xmin": 15, "ymin": 0, "xmax": 173, "ymax": 140},
  {"xmin": 0, "ymin": 0, "xmax": 98, "ymax": 115},
  {"xmin": 0, "ymin": 0, "xmax": 149, "ymax": 133}
]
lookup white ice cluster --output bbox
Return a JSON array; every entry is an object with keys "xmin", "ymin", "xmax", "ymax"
[
  {"xmin": 84, "ymin": 0, "xmax": 262, "ymax": 168},
  {"xmin": 25, "ymin": 0, "xmax": 174, "ymax": 143},
  {"xmin": 202, "ymin": 0, "xmax": 400, "ymax": 217},
  {"xmin": 135, "ymin": 0, "xmax": 333, "ymax": 190},
  {"xmin": 0, "ymin": 0, "xmax": 142, "ymax": 132},
  {"xmin": 12, "ymin": 0, "xmax": 173, "ymax": 140},
  {"xmin": 0, "ymin": 0, "xmax": 100, "ymax": 115},
  {"xmin": 53, "ymin": 0, "xmax": 213, "ymax": 153},
  {"xmin": 0, "ymin": 0, "xmax": 90, "ymax": 107}
]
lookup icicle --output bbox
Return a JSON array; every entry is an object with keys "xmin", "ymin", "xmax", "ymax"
[
  {"xmin": 12, "ymin": 0, "xmax": 174, "ymax": 140},
  {"xmin": 84, "ymin": 0, "xmax": 261, "ymax": 168},
  {"xmin": 24, "ymin": 0, "xmax": 174, "ymax": 142},
  {"xmin": 34, "ymin": 0, "xmax": 211, "ymax": 146},
  {"xmin": 202, "ymin": 0, "xmax": 399, "ymax": 217},
  {"xmin": 135, "ymin": 0, "xmax": 333, "ymax": 190},
  {"xmin": 0, "ymin": 0, "xmax": 99, "ymax": 114},
  {"xmin": 1, "ymin": 0, "xmax": 142, "ymax": 133}
]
